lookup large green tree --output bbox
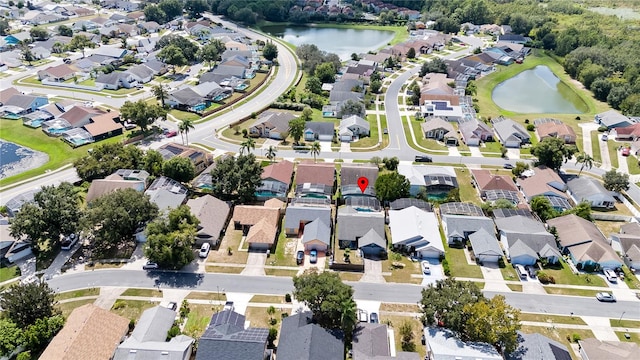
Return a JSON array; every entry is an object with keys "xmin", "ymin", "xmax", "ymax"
[
  {"xmin": 209, "ymin": 154, "xmax": 263, "ymax": 203},
  {"xmin": 0, "ymin": 281, "xmax": 59, "ymax": 328},
  {"xmin": 144, "ymin": 205, "xmax": 198, "ymax": 269},
  {"xmin": 530, "ymin": 196, "xmax": 559, "ymax": 221},
  {"xmin": 463, "ymin": 295, "xmax": 521, "ymax": 354},
  {"xmin": 0, "ymin": 319, "xmax": 22, "ymax": 357},
  {"xmin": 29, "ymin": 27, "xmax": 48, "ymax": 41},
  {"xmin": 603, "ymin": 169, "xmax": 630, "ymax": 193},
  {"xmin": 82, "ymin": 189, "xmax": 158, "ymax": 257},
  {"xmin": 185, "ymin": 0, "xmax": 208, "ymax": 18},
  {"xmin": 289, "ymin": 118, "xmax": 306, "ymax": 145},
  {"xmin": 162, "ymin": 157, "xmax": 196, "ymax": 183},
  {"xmin": 198, "ymin": 39, "xmax": 226, "ymax": 69},
  {"xmin": 156, "ymin": 34, "xmax": 199, "ymax": 62},
  {"xmin": 143, "ymin": 149, "xmax": 165, "ymax": 177},
  {"xmin": 314, "ymin": 62, "xmax": 336, "ymax": 83},
  {"xmin": 66, "ymin": 34, "xmax": 96, "ymax": 57},
  {"xmin": 157, "ymin": 44, "xmax": 188, "ymax": 70},
  {"xmin": 121, "ymin": 100, "xmax": 166, "ymax": 132},
  {"xmin": 375, "ymin": 172, "xmax": 409, "ymax": 202},
  {"xmin": 293, "ymin": 270, "xmax": 356, "ymax": 337},
  {"xmin": 262, "ymin": 42, "xmax": 278, "ymax": 62},
  {"xmin": 9, "ymin": 183, "xmax": 81, "ymax": 252},
  {"xmin": 531, "ymin": 137, "xmax": 578, "ymax": 170},
  {"xmin": 74, "ymin": 143, "xmax": 144, "ymax": 182},
  {"xmin": 143, "ymin": 5, "xmax": 166, "ymax": 24}
]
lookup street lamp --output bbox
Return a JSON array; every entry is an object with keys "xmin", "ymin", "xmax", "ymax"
[{"xmin": 619, "ymin": 311, "xmax": 626, "ymax": 326}]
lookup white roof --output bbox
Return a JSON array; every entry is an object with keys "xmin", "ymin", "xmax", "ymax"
[
  {"xmin": 388, "ymin": 206, "xmax": 444, "ymax": 253},
  {"xmin": 397, "ymin": 164, "xmax": 456, "ymax": 186}
]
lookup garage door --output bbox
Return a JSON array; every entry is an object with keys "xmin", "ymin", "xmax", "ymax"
[{"xmin": 419, "ymin": 250, "xmax": 442, "ymax": 260}]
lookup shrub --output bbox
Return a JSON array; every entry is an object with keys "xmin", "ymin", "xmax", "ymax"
[
  {"xmin": 167, "ymin": 325, "xmax": 181, "ymax": 340},
  {"xmin": 270, "ymin": 102, "xmax": 307, "ymax": 111},
  {"xmin": 537, "ymin": 271, "xmax": 556, "ymax": 284},
  {"xmin": 267, "ymin": 327, "xmax": 278, "ymax": 348},
  {"xmin": 526, "ymin": 124, "xmax": 535, "ymax": 131},
  {"xmin": 285, "ymin": 293, "xmax": 292, "ymax": 302},
  {"xmin": 572, "ymin": 333, "xmax": 581, "ymax": 342},
  {"xmin": 442, "ymin": 258, "xmax": 451, "ymax": 276},
  {"xmin": 112, "ymin": 300, "xmax": 125, "ymax": 310},
  {"xmin": 598, "ymin": 126, "xmax": 608, "ymax": 132},
  {"xmin": 498, "ymin": 257, "xmax": 506, "ymax": 268}
]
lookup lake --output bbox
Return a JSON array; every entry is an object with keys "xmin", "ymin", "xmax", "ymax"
[
  {"xmin": 261, "ymin": 25, "xmax": 395, "ymax": 60},
  {"xmin": 492, "ymin": 65, "xmax": 588, "ymax": 114},
  {"xmin": 0, "ymin": 140, "xmax": 49, "ymax": 179}
]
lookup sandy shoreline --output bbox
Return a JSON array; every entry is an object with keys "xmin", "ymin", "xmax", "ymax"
[{"xmin": 0, "ymin": 140, "xmax": 50, "ymax": 179}]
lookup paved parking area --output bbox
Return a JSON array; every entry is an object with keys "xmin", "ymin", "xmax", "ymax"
[
  {"xmin": 480, "ymin": 263, "xmax": 511, "ymax": 292},
  {"xmin": 320, "ymin": 141, "xmax": 332, "ymax": 152},
  {"xmin": 297, "ymin": 248, "xmax": 325, "ymax": 275},
  {"xmin": 360, "ymin": 258, "xmax": 385, "ymax": 283},
  {"xmin": 469, "ymin": 146, "xmax": 483, "ymax": 157},
  {"xmin": 420, "ymin": 259, "xmax": 444, "ymax": 286}
]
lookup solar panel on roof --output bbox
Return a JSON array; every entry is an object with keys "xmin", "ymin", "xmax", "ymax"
[{"xmin": 440, "ymin": 202, "xmax": 484, "ymax": 216}]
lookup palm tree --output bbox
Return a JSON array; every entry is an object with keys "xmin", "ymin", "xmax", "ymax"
[
  {"xmin": 152, "ymin": 84, "xmax": 169, "ymax": 107},
  {"xmin": 266, "ymin": 145, "xmax": 277, "ymax": 163},
  {"xmin": 310, "ymin": 141, "xmax": 321, "ymax": 163},
  {"xmin": 340, "ymin": 298, "xmax": 357, "ymax": 343},
  {"xmin": 179, "ymin": 119, "xmax": 195, "ymax": 146},
  {"xmin": 240, "ymin": 138, "xmax": 256, "ymax": 155},
  {"xmin": 575, "ymin": 152, "xmax": 594, "ymax": 175}
]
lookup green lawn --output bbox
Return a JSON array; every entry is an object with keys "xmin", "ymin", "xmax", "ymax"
[
  {"xmin": 627, "ymin": 155, "xmax": 640, "ymax": 174},
  {"xmin": 500, "ymin": 262, "xmax": 519, "ymax": 281},
  {"xmin": 610, "ymin": 318, "xmax": 640, "ymax": 328},
  {"xmin": 0, "ymin": 119, "xmax": 125, "ymax": 187},
  {"xmin": 590, "ymin": 131, "xmax": 602, "ymax": 163},
  {"xmin": 382, "ymin": 251, "xmax": 422, "ymax": 284},
  {"xmin": 55, "ymin": 288, "xmax": 100, "ymax": 301},
  {"xmin": 543, "ymin": 287, "xmax": 601, "ymax": 297},
  {"xmin": 269, "ymin": 220, "xmax": 299, "ymax": 267},
  {"xmin": 479, "ymin": 141, "xmax": 503, "ymax": 156},
  {"xmin": 520, "ymin": 325, "xmax": 593, "ymax": 360},
  {"xmin": 520, "ymin": 313, "xmax": 587, "ymax": 325},
  {"xmin": 185, "ymin": 291, "xmax": 226, "ymax": 301},
  {"xmin": 607, "ymin": 140, "xmax": 620, "ymax": 169},
  {"xmin": 121, "ymin": 288, "xmax": 162, "ymax": 297},
  {"xmin": 58, "ymin": 299, "xmax": 96, "ymax": 317},
  {"xmin": 540, "ymin": 261, "xmax": 607, "ymax": 287},
  {"xmin": 184, "ymin": 304, "xmax": 216, "ymax": 338},
  {"xmin": 169, "ymin": 109, "xmax": 201, "ymax": 122},
  {"xmin": 455, "ymin": 168, "xmax": 482, "ymax": 205},
  {"xmin": 111, "ymin": 299, "xmax": 158, "ymax": 321},
  {"xmin": 0, "ymin": 265, "xmax": 20, "ymax": 282},
  {"xmin": 616, "ymin": 331, "xmax": 640, "ymax": 346}
]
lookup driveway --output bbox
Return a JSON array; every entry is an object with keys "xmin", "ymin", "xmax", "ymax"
[
  {"xmin": 360, "ymin": 258, "xmax": 386, "ymax": 283},
  {"xmin": 320, "ymin": 141, "xmax": 332, "ymax": 153},
  {"xmin": 420, "ymin": 259, "xmax": 444, "ymax": 286},
  {"xmin": 241, "ymin": 251, "xmax": 266, "ymax": 276},
  {"xmin": 578, "ymin": 123, "xmax": 599, "ymax": 158},
  {"xmin": 479, "ymin": 263, "xmax": 511, "ymax": 292},
  {"xmin": 469, "ymin": 146, "xmax": 483, "ymax": 157},
  {"xmin": 506, "ymin": 148, "xmax": 520, "ymax": 160}
]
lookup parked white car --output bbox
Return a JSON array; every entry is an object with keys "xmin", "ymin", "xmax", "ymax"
[
  {"xmin": 199, "ymin": 243, "xmax": 211, "ymax": 258},
  {"xmin": 603, "ymin": 268, "xmax": 618, "ymax": 283}
]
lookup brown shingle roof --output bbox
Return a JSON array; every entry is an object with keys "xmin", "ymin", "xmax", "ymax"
[
  {"xmin": 86, "ymin": 177, "xmax": 145, "ymax": 203},
  {"xmin": 0, "ymin": 87, "xmax": 21, "ymax": 103},
  {"xmin": 547, "ymin": 214, "xmax": 620, "ymax": 264},
  {"xmin": 42, "ymin": 64, "xmax": 76, "ymax": 78},
  {"xmin": 517, "ymin": 166, "xmax": 567, "ymax": 199},
  {"xmin": 246, "ymin": 217, "xmax": 277, "ymax": 245},
  {"xmin": 186, "ymin": 195, "xmax": 230, "ymax": 240},
  {"xmin": 296, "ymin": 162, "xmax": 335, "ymax": 187},
  {"xmin": 536, "ymin": 122, "xmax": 577, "ymax": 142},
  {"xmin": 40, "ymin": 304, "xmax": 129, "ymax": 360},
  {"xmin": 471, "ymin": 169, "xmax": 518, "ymax": 192},
  {"xmin": 84, "ymin": 111, "xmax": 123, "ymax": 136},
  {"xmin": 261, "ymin": 160, "xmax": 294, "ymax": 185},
  {"xmin": 232, "ymin": 205, "xmax": 280, "ymax": 227},
  {"xmin": 60, "ymin": 106, "xmax": 104, "ymax": 127}
]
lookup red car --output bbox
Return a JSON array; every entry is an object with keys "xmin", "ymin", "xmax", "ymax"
[
  {"xmin": 166, "ymin": 130, "xmax": 177, "ymax": 138},
  {"xmin": 622, "ymin": 148, "xmax": 630, "ymax": 156}
]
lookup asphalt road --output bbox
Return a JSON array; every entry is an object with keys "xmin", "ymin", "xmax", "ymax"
[{"xmin": 47, "ymin": 269, "xmax": 640, "ymax": 320}]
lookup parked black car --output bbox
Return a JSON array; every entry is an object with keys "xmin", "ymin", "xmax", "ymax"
[
  {"xmin": 296, "ymin": 251, "xmax": 304, "ymax": 265},
  {"xmin": 415, "ymin": 155, "xmax": 433, "ymax": 163}
]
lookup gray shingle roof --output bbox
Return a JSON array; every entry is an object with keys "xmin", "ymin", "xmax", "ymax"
[
  {"xmin": 468, "ymin": 228, "xmax": 502, "ymax": 257},
  {"xmin": 196, "ymin": 310, "xmax": 269, "ymax": 360},
  {"xmin": 277, "ymin": 312, "xmax": 344, "ymax": 360},
  {"xmin": 494, "ymin": 215, "xmax": 547, "ymax": 234},
  {"xmin": 284, "ymin": 205, "xmax": 331, "ymax": 231},
  {"xmin": 302, "ymin": 218, "xmax": 331, "ymax": 246},
  {"xmin": 358, "ymin": 228, "xmax": 386, "ymax": 250},
  {"xmin": 337, "ymin": 206, "xmax": 385, "ymax": 242},
  {"xmin": 352, "ymin": 323, "xmax": 390, "ymax": 359},
  {"xmin": 442, "ymin": 214, "xmax": 495, "ymax": 240},
  {"xmin": 305, "ymin": 122, "xmax": 335, "ymax": 137},
  {"xmin": 566, "ymin": 177, "xmax": 615, "ymax": 204},
  {"xmin": 507, "ymin": 332, "xmax": 571, "ymax": 360}
]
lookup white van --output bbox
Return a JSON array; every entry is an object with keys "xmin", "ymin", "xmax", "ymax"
[
  {"xmin": 199, "ymin": 243, "xmax": 211, "ymax": 258},
  {"xmin": 515, "ymin": 264, "xmax": 528, "ymax": 280}
]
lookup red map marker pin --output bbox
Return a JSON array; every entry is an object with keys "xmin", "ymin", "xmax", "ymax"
[{"xmin": 357, "ymin": 177, "xmax": 369, "ymax": 193}]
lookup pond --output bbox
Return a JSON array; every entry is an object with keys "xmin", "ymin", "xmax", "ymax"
[
  {"xmin": 491, "ymin": 65, "xmax": 588, "ymax": 114},
  {"xmin": 0, "ymin": 139, "xmax": 49, "ymax": 179},
  {"xmin": 261, "ymin": 25, "xmax": 395, "ymax": 60}
]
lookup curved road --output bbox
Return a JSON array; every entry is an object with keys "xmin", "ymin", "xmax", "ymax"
[{"xmin": 47, "ymin": 269, "xmax": 640, "ymax": 320}]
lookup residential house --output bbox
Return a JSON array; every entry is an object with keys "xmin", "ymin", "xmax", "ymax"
[
  {"xmin": 304, "ymin": 122, "xmax": 335, "ymax": 142},
  {"xmin": 578, "ymin": 338, "xmax": 639, "ymax": 360},
  {"xmin": 83, "ymin": 111, "xmax": 124, "ymax": 141},
  {"xmin": 37, "ymin": 63, "xmax": 76, "ymax": 81},
  {"xmin": 295, "ymin": 162, "xmax": 335, "ymax": 198},
  {"xmin": 389, "ymin": 206, "xmax": 444, "ymax": 259},
  {"xmin": 566, "ymin": 177, "xmax": 615, "ymax": 209},
  {"xmin": 495, "ymin": 215, "xmax": 560, "ymax": 266},
  {"xmin": 507, "ymin": 332, "xmax": 571, "ymax": 360},
  {"xmin": 139, "ymin": 21, "xmax": 161, "ymax": 33},
  {"xmin": 389, "ymin": 198, "xmax": 433, "ymax": 211},
  {"xmin": 340, "ymin": 164, "xmax": 378, "ymax": 198},
  {"xmin": 301, "ymin": 217, "xmax": 332, "ymax": 252},
  {"xmin": 58, "ymin": 105, "xmax": 105, "ymax": 129},
  {"xmin": 610, "ymin": 223, "xmax": 640, "ymax": 270},
  {"xmin": 492, "ymin": 117, "xmax": 530, "ymax": 148},
  {"xmin": 186, "ymin": 195, "xmax": 230, "ymax": 246},
  {"xmin": 595, "ymin": 109, "xmax": 633, "ymax": 129},
  {"xmin": 125, "ymin": 64, "xmax": 155, "ymax": 84},
  {"xmin": 196, "ymin": 309, "xmax": 270, "ymax": 360},
  {"xmin": 4, "ymin": 189, "xmax": 37, "ymax": 217},
  {"xmin": 492, "ymin": 208, "xmax": 535, "ymax": 219},
  {"xmin": 114, "ymin": 306, "xmax": 194, "ymax": 360},
  {"xmin": 459, "ymin": 118, "xmax": 493, "ymax": 146},
  {"xmin": 95, "ymin": 72, "xmax": 136, "ymax": 90},
  {"xmin": 0, "ymin": 87, "xmax": 21, "ymax": 104},
  {"xmin": 468, "ymin": 228, "xmax": 503, "ymax": 264},
  {"xmin": 397, "ymin": 164, "xmax": 458, "ymax": 197},
  {"xmin": 144, "ymin": 176, "xmax": 189, "ymax": 213},
  {"xmin": 40, "ymin": 304, "xmax": 129, "ymax": 360},
  {"xmin": 1, "ymin": 216, "xmax": 32, "ymax": 264},
  {"xmin": 337, "ymin": 206, "xmax": 386, "ymax": 256},
  {"xmin": 166, "ymin": 82, "xmax": 232, "ymax": 111},
  {"xmin": 157, "ymin": 143, "xmax": 214, "ymax": 175},
  {"xmin": 441, "ymin": 214, "xmax": 495, "ymax": 246},
  {"xmin": 284, "ymin": 202, "xmax": 332, "ymax": 237},
  {"xmin": 232, "ymin": 202, "xmax": 281, "ymax": 251},
  {"xmin": 257, "ymin": 160, "xmax": 294, "ymax": 199},
  {"xmin": 548, "ymin": 214, "xmax": 622, "ymax": 270},
  {"xmin": 517, "ymin": 166, "xmax": 571, "ymax": 211},
  {"xmin": 352, "ymin": 323, "xmax": 420, "ymax": 360},
  {"xmin": 534, "ymin": 118, "xmax": 577, "ymax": 144},
  {"xmin": 471, "ymin": 169, "xmax": 520, "ymax": 204},
  {"xmin": 440, "ymin": 202, "xmax": 485, "ymax": 217},
  {"xmin": 4, "ymin": 31, "xmax": 31, "ymax": 45},
  {"xmin": 339, "ymin": 115, "xmax": 370, "ymax": 142},
  {"xmin": 424, "ymin": 327, "xmax": 503, "ymax": 360},
  {"xmin": 249, "ymin": 111, "xmax": 296, "ymax": 139},
  {"xmin": 93, "ymin": 47, "xmax": 128, "ymax": 59},
  {"xmin": 496, "ymin": 34, "xmax": 532, "ymax": 44},
  {"xmin": 421, "ymin": 116, "xmax": 458, "ymax": 145},
  {"xmin": 1, "ymin": 93, "xmax": 48, "ymax": 113},
  {"xmin": 277, "ymin": 311, "xmax": 344, "ymax": 360},
  {"xmin": 86, "ymin": 170, "xmax": 148, "ymax": 203},
  {"xmin": 420, "ymin": 98, "xmax": 464, "ymax": 122}
]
